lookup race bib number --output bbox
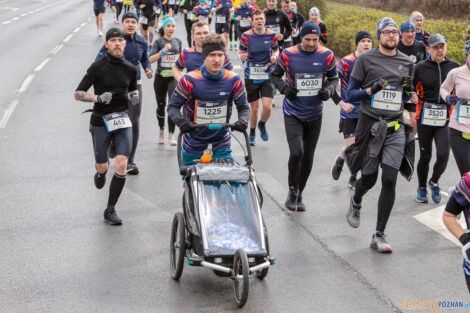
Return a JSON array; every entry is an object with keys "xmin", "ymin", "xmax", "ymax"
[
  {"xmin": 123, "ymin": 0, "xmax": 132, "ymax": 5},
  {"xmin": 457, "ymin": 100, "xmax": 470, "ymax": 125},
  {"xmin": 422, "ymin": 102, "xmax": 447, "ymax": 126},
  {"xmin": 266, "ymin": 24, "xmax": 280, "ymax": 34},
  {"xmin": 194, "ymin": 100, "xmax": 228, "ymax": 124},
  {"xmin": 216, "ymin": 15, "xmax": 226, "ymax": 24},
  {"xmin": 155, "ymin": 7, "xmax": 161, "ymax": 14},
  {"xmin": 103, "ymin": 112, "xmax": 132, "ymax": 132},
  {"xmin": 116, "ymin": 0, "xmax": 123, "ymax": 3},
  {"xmin": 139, "ymin": 16, "xmax": 148, "ymax": 24},
  {"xmin": 169, "ymin": 0, "xmax": 175, "ymax": 5},
  {"xmin": 295, "ymin": 73, "xmax": 322, "ymax": 97},
  {"xmin": 248, "ymin": 63, "xmax": 269, "ymax": 80},
  {"xmin": 200, "ymin": 16, "xmax": 209, "ymax": 23},
  {"xmin": 371, "ymin": 85, "xmax": 402, "ymax": 111},
  {"xmin": 161, "ymin": 53, "xmax": 178, "ymax": 68},
  {"xmin": 239, "ymin": 18, "xmax": 250, "ymax": 28}
]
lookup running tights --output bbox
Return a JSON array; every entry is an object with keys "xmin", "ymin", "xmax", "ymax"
[
  {"xmin": 450, "ymin": 128, "xmax": 470, "ymax": 176},
  {"xmin": 353, "ymin": 165, "xmax": 399, "ymax": 233},
  {"xmin": 417, "ymin": 124, "xmax": 450, "ymax": 187},
  {"xmin": 284, "ymin": 115, "xmax": 322, "ymax": 193},
  {"xmin": 154, "ymin": 74, "xmax": 176, "ymax": 133}
]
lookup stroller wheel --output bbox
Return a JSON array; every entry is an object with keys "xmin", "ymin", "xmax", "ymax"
[
  {"xmin": 170, "ymin": 212, "xmax": 186, "ymax": 280},
  {"xmin": 233, "ymin": 249, "xmax": 250, "ymax": 307}
]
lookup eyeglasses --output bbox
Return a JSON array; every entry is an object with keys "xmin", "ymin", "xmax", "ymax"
[{"xmin": 382, "ymin": 30, "xmax": 399, "ymax": 36}]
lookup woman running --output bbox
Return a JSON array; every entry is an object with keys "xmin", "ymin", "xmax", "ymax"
[{"xmin": 150, "ymin": 18, "xmax": 183, "ymax": 145}]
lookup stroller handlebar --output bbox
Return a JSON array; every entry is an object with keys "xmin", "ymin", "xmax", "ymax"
[{"xmin": 177, "ymin": 123, "xmax": 253, "ymax": 175}]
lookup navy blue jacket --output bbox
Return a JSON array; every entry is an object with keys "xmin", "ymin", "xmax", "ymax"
[{"xmin": 96, "ymin": 33, "xmax": 152, "ymax": 81}]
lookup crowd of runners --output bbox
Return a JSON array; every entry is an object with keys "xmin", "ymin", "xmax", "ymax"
[{"xmin": 82, "ymin": 0, "xmax": 470, "ymax": 291}]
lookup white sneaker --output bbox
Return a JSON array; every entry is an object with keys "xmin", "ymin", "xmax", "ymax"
[
  {"xmin": 158, "ymin": 130, "xmax": 165, "ymax": 144},
  {"xmin": 234, "ymin": 42, "xmax": 239, "ymax": 50},
  {"xmin": 98, "ymin": 31, "xmax": 103, "ymax": 37},
  {"xmin": 169, "ymin": 132, "xmax": 177, "ymax": 146},
  {"xmin": 229, "ymin": 43, "xmax": 233, "ymax": 51}
]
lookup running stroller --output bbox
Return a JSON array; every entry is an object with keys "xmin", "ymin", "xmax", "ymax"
[{"xmin": 169, "ymin": 123, "xmax": 276, "ymax": 307}]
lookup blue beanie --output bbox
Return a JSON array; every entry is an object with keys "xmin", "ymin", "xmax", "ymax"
[
  {"xmin": 300, "ymin": 21, "xmax": 322, "ymax": 39},
  {"xmin": 376, "ymin": 17, "xmax": 399, "ymax": 39},
  {"xmin": 400, "ymin": 20, "xmax": 416, "ymax": 33},
  {"xmin": 162, "ymin": 17, "xmax": 175, "ymax": 30}
]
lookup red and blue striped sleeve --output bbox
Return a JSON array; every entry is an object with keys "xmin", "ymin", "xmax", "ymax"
[
  {"xmin": 271, "ymin": 34, "xmax": 279, "ymax": 51},
  {"xmin": 326, "ymin": 51, "xmax": 338, "ymax": 80},
  {"xmin": 175, "ymin": 50, "xmax": 187, "ymax": 70},
  {"xmin": 239, "ymin": 33, "xmax": 248, "ymax": 52}
]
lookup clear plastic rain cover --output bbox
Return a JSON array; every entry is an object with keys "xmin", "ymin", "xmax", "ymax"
[{"xmin": 198, "ymin": 181, "xmax": 265, "ymax": 257}]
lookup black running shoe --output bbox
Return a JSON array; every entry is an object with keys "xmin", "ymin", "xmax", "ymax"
[
  {"xmin": 331, "ymin": 155, "xmax": 344, "ymax": 180},
  {"xmin": 284, "ymin": 187, "xmax": 299, "ymax": 211},
  {"xmin": 127, "ymin": 161, "xmax": 139, "ymax": 175},
  {"xmin": 94, "ymin": 172, "xmax": 106, "ymax": 189},
  {"xmin": 297, "ymin": 193, "xmax": 306, "ymax": 211},
  {"xmin": 104, "ymin": 206, "xmax": 122, "ymax": 225}
]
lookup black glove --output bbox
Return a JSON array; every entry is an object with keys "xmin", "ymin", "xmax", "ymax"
[
  {"xmin": 97, "ymin": 92, "xmax": 113, "ymax": 105},
  {"xmin": 370, "ymin": 79, "xmax": 388, "ymax": 95},
  {"xmin": 460, "ymin": 233, "xmax": 470, "ymax": 262},
  {"xmin": 318, "ymin": 87, "xmax": 332, "ymax": 101},
  {"xmin": 401, "ymin": 76, "xmax": 413, "ymax": 93},
  {"xmin": 179, "ymin": 121, "xmax": 194, "ymax": 133},
  {"xmin": 231, "ymin": 119, "xmax": 248, "ymax": 132},
  {"xmin": 282, "ymin": 85, "xmax": 298, "ymax": 100}
]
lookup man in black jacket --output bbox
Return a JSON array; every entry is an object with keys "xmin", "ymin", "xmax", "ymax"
[
  {"xmin": 263, "ymin": 0, "xmax": 291, "ymax": 51},
  {"xmin": 74, "ymin": 28, "xmax": 139, "ymax": 226},
  {"xmin": 181, "ymin": 0, "xmax": 197, "ymax": 46}
]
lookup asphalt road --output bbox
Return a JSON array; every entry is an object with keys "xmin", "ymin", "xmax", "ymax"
[{"xmin": 0, "ymin": 1, "xmax": 468, "ymax": 312}]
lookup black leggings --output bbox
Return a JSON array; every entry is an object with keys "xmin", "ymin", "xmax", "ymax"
[
  {"xmin": 113, "ymin": 3, "xmax": 123, "ymax": 19},
  {"xmin": 284, "ymin": 115, "xmax": 322, "ymax": 193},
  {"xmin": 229, "ymin": 20, "xmax": 239, "ymax": 42},
  {"xmin": 450, "ymin": 127, "xmax": 470, "ymax": 176},
  {"xmin": 154, "ymin": 74, "xmax": 177, "ymax": 133},
  {"xmin": 353, "ymin": 165, "xmax": 398, "ymax": 233},
  {"xmin": 128, "ymin": 84, "xmax": 142, "ymax": 160},
  {"xmin": 184, "ymin": 16, "xmax": 193, "ymax": 47},
  {"xmin": 417, "ymin": 123, "xmax": 450, "ymax": 187}
]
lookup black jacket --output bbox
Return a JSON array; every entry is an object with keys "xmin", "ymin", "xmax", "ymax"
[
  {"xmin": 413, "ymin": 57, "xmax": 460, "ymax": 121},
  {"xmin": 263, "ymin": 8, "xmax": 292, "ymax": 45}
]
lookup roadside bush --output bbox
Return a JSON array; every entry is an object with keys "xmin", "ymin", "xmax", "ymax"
[{"xmin": 323, "ymin": 2, "xmax": 468, "ymax": 63}]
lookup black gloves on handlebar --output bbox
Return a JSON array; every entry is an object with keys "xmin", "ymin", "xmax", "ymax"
[
  {"xmin": 179, "ymin": 120, "xmax": 194, "ymax": 133},
  {"xmin": 231, "ymin": 119, "xmax": 248, "ymax": 132}
]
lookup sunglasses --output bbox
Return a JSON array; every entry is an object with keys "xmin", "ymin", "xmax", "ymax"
[{"xmin": 382, "ymin": 30, "xmax": 399, "ymax": 36}]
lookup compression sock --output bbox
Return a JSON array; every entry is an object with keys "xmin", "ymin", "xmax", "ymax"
[{"xmin": 107, "ymin": 173, "xmax": 126, "ymax": 207}]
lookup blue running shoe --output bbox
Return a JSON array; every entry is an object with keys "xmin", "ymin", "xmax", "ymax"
[
  {"xmin": 249, "ymin": 132, "xmax": 256, "ymax": 146},
  {"xmin": 416, "ymin": 187, "xmax": 428, "ymax": 203},
  {"xmin": 258, "ymin": 121, "xmax": 269, "ymax": 141},
  {"xmin": 429, "ymin": 181, "xmax": 441, "ymax": 203}
]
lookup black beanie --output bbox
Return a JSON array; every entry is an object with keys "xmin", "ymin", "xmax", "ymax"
[
  {"xmin": 122, "ymin": 12, "xmax": 138, "ymax": 22},
  {"xmin": 106, "ymin": 27, "xmax": 125, "ymax": 41},
  {"xmin": 355, "ymin": 30, "xmax": 372, "ymax": 46}
]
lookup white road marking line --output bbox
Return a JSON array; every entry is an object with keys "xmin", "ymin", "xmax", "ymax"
[
  {"xmin": 63, "ymin": 34, "xmax": 73, "ymax": 42},
  {"xmin": 18, "ymin": 74, "xmax": 35, "ymax": 93},
  {"xmin": 20, "ymin": 13, "xmax": 26, "ymax": 17},
  {"xmin": 1, "ymin": 20, "xmax": 11, "ymax": 25},
  {"xmin": 80, "ymin": 22, "xmax": 86, "ymax": 27},
  {"xmin": 73, "ymin": 27, "xmax": 80, "ymax": 33},
  {"xmin": 11, "ymin": 16, "xmax": 19, "ymax": 21},
  {"xmin": 50, "ymin": 44, "xmax": 63, "ymax": 54},
  {"xmin": 28, "ymin": 10, "xmax": 34, "ymax": 14},
  {"xmin": 413, "ymin": 205, "xmax": 466, "ymax": 247},
  {"xmin": 0, "ymin": 99, "xmax": 19, "ymax": 129},
  {"xmin": 34, "ymin": 58, "xmax": 51, "ymax": 72}
]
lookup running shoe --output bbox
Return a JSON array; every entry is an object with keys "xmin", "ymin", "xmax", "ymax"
[
  {"xmin": 348, "ymin": 175, "xmax": 357, "ymax": 190},
  {"xmin": 104, "ymin": 206, "xmax": 122, "ymax": 225},
  {"xmin": 296, "ymin": 193, "xmax": 306, "ymax": 211},
  {"xmin": 98, "ymin": 31, "xmax": 103, "ymax": 37},
  {"xmin": 429, "ymin": 181, "xmax": 441, "ymax": 203},
  {"xmin": 229, "ymin": 43, "xmax": 233, "ymax": 51},
  {"xmin": 258, "ymin": 121, "xmax": 269, "ymax": 141},
  {"xmin": 346, "ymin": 196, "xmax": 361, "ymax": 228},
  {"xmin": 94, "ymin": 172, "xmax": 106, "ymax": 189},
  {"xmin": 416, "ymin": 187, "xmax": 428, "ymax": 203},
  {"xmin": 284, "ymin": 187, "xmax": 299, "ymax": 211},
  {"xmin": 234, "ymin": 42, "xmax": 239, "ymax": 50},
  {"xmin": 158, "ymin": 129, "xmax": 165, "ymax": 144},
  {"xmin": 331, "ymin": 155, "xmax": 344, "ymax": 180},
  {"xmin": 370, "ymin": 232, "xmax": 392, "ymax": 253},
  {"xmin": 168, "ymin": 132, "xmax": 177, "ymax": 146},
  {"xmin": 249, "ymin": 132, "xmax": 256, "ymax": 146},
  {"xmin": 127, "ymin": 161, "xmax": 139, "ymax": 175}
]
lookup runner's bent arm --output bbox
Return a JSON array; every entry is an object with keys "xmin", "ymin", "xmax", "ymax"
[
  {"xmin": 232, "ymin": 77, "xmax": 250, "ymax": 123},
  {"xmin": 168, "ymin": 75, "xmax": 191, "ymax": 126},
  {"xmin": 149, "ymin": 40, "xmax": 163, "ymax": 63},
  {"xmin": 74, "ymin": 66, "xmax": 98, "ymax": 103},
  {"xmin": 270, "ymin": 50, "xmax": 287, "ymax": 92},
  {"xmin": 443, "ymin": 194, "xmax": 466, "ymax": 240},
  {"xmin": 281, "ymin": 13, "xmax": 292, "ymax": 41},
  {"xmin": 140, "ymin": 40, "xmax": 153, "ymax": 73}
]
